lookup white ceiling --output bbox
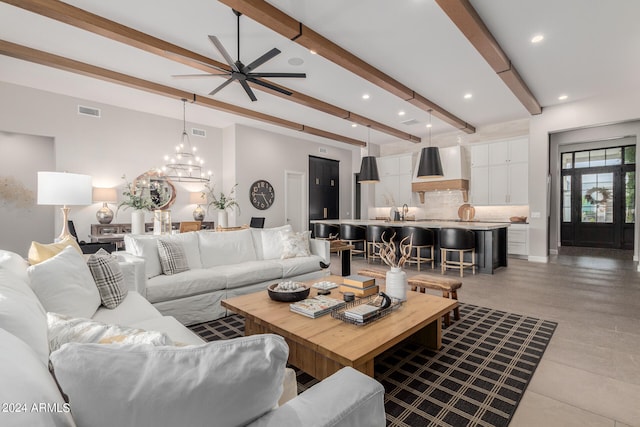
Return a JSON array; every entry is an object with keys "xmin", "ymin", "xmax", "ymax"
[{"xmin": 0, "ymin": 0, "xmax": 638, "ymax": 148}]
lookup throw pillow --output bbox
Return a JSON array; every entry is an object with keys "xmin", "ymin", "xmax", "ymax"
[
  {"xmin": 50, "ymin": 334, "xmax": 289, "ymax": 427},
  {"xmin": 280, "ymin": 230, "xmax": 311, "ymax": 259},
  {"xmin": 157, "ymin": 239, "xmax": 190, "ymax": 275},
  {"xmin": 0, "ymin": 249, "xmax": 29, "ymax": 281},
  {"xmin": 123, "ymin": 235, "xmax": 163, "ymax": 279},
  {"xmin": 27, "ymin": 236, "xmax": 82, "ymax": 265},
  {"xmin": 0, "ymin": 328, "xmax": 75, "ymax": 427},
  {"xmin": 87, "ymin": 248, "xmax": 128, "ymax": 309},
  {"xmin": 47, "ymin": 312, "xmax": 174, "ymax": 352},
  {"xmin": 260, "ymin": 224, "xmax": 293, "ymax": 260},
  {"xmin": 27, "ymin": 245, "xmax": 102, "ymax": 319}
]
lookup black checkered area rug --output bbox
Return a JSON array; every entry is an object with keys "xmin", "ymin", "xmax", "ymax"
[{"xmin": 189, "ymin": 304, "xmax": 557, "ymax": 427}]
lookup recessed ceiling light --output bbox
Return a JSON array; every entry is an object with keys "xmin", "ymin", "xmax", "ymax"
[
  {"xmin": 362, "ymin": 94, "xmax": 370, "ymax": 100},
  {"xmin": 426, "ymin": 123, "xmax": 432, "ymax": 128},
  {"xmin": 464, "ymin": 93, "xmax": 472, "ymax": 99},
  {"xmin": 351, "ymin": 123, "xmax": 358, "ymax": 128},
  {"xmin": 398, "ymin": 111, "xmax": 405, "ymax": 116},
  {"xmin": 558, "ymin": 95, "xmax": 568, "ymax": 101},
  {"xmin": 309, "ymin": 49, "xmax": 317, "ymax": 55},
  {"xmin": 531, "ymin": 34, "xmax": 544, "ymax": 44}
]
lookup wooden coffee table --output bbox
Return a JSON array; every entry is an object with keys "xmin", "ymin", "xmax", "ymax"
[{"xmin": 222, "ymin": 275, "xmax": 457, "ymax": 380}]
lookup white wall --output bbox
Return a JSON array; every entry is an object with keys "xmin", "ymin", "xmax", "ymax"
[
  {"xmin": 233, "ymin": 124, "xmax": 355, "ymax": 228},
  {"xmin": 0, "ymin": 132, "xmax": 55, "ymax": 256},
  {"xmin": 0, "ymin": 82, "xmax": 223, "ymax": 246}
]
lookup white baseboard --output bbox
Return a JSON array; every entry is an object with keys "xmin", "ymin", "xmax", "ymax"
[
  {"xmin": 549, "ymin": 249, "xmax": 558, "ymax": 255},
  {"xmin": 527, "ymin": 255, "xmax": 548, "ymax": 263}
]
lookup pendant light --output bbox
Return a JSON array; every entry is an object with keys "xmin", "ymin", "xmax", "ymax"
[
  {"xmin": 417, "ymin": 111, "xmax": 444, "ymax": 178},
  {"xmin": 359, "ymin": 125, "xmax": 380, "ymax": 183}
]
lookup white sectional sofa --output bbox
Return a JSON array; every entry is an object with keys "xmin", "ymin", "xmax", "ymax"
[
  {"xmin": 0, "ymin": 248, "xmax": 386, "ymax": 427},
  {"xmin": 122, "ymin": 225, "xmax": 331, "ymax": 325}
]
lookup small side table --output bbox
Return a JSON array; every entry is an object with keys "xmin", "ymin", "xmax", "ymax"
[{"xmin": 329, "ymin": 241, "xmax": 355, "ymax": 276}]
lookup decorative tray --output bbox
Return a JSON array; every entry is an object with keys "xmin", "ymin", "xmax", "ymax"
[{"xmin": 331, "ymin": 294, "xmax": 403, "ymax": 326}]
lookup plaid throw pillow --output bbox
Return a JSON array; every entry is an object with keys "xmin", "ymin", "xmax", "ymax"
[
  {"xmin": 157, "ymin": 239, "xmax": 190, "ymax": 276},
  {"xmin": 87, "ymin": 249, "xmax": 127, "ymax": 309}
]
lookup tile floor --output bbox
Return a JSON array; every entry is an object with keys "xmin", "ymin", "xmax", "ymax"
[{"xmin": 333, "ymin": 249, "xmax": 640, "ymax": 426}]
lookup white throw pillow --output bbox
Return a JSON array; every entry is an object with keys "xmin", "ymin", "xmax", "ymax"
[
  {"xmin": 0, "ymin": 269, "xmax": 49, "ymax": 365},
  {"xmin": 47, "ymin": 312, "xmax": 173, "ymax": 352},
  {"xmin": 0, "ymin": 249, "xmax": 29, "ymax": 281},
  {"xmin": 124, "ymin": 234, "xmax": 163, "ymax": 278},
  {"xmin": 260, "ymin": 225, "xmax": 293, "ymax": 260},
  {"xmin": 164, "ymin": 232, "xmax": 202, "ymax": 269},
  {"xmin": 198, "ymin": 229, "xmax": 257, "ymax": 268},
  {"xmin": 0, "ymin": 328, "xmax": 75, "ymax": 427},
  {"xmin": 280, "ymin": 230, "xmax": 311, "ymax": 259},
  {"xmin": 27, "ymin": 246, "xmax": 101, "ymax": 319},
  {"xmin": 50, "ymin": 334, "xmax": 288, "ymax": 427}
]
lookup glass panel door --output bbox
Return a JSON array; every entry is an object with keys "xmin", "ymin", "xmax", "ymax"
[{"xmin": 581, "ymin": 173, "xmax": 613, "ymax": 223}]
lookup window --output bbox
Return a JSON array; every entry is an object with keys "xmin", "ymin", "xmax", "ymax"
[
  {"xmin": 581, "ymin": 173, "xmax": 613, "ymax": 223},
  {"xmin": 562, "ymin": 176, "xmax": 571, "ymax": 222},
  {"xmin": 625, "ymin": 146, "xmax": 636, "ymax": 164},
  {"xmin": 561, "ymin": 153, "xmax": 573, "ymax": 169},
  {"xmin": 626, "ymin": 171, "xmax": 636, "ymax": 223}
]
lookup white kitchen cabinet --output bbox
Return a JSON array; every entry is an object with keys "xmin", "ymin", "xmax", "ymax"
[
  {"xmin": 375, "ymin": 154, "xmax": 413, "ymax": 207},
  {"xmin": 470, "ymin": 165, "xmax": 489, "ymax": 205},
  {"xmin": 470, "ymin": 144, "xmax": 489, "ymax": 167},
  {"xmin": 508, "ymin": 224, "xmax": 529, "ymax": 256}
]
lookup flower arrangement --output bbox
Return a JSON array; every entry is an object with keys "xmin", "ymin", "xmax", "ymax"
[
  {"xmin": 117, "ymin": 175, "xmax": 156, "ymax": 213},
  {"xmin": 205, "ymin": 183, "xmax": 240, "ymax": 214}
]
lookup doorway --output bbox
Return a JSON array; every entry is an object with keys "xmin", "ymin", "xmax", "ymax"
[
  {"xmin": 560, "ymin": 145, "xmax": 635, "ymax": 249},
  {"xmin": 285, "ymin": 170, "xmax": 305, "ymax": 232},
  {"xmin": 308, "ymin": 156, "xmax": 339, "ymax": 230}
]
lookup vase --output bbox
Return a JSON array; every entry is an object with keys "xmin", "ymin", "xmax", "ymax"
[
  {"xmin": 217, "ymin": 210, "xmax": 228, "ymax": 229},
  {"xmin": 131, "ymin": 210, "xmax": 145, "ymax": 235},
  {"xmin": 385, "ymin": 267, "xmax": 408, "ymax": 301},
  {"xmin": 153, "ymin": 209, "xmax": 171, "ymax": 235}
]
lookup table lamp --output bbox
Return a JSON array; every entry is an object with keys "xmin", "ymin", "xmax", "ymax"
[
  {"xmin": 190, "ymin": 192, "xmax": 207, "ymax": 221},
  {"xmin": 93, "ymin": 187, "xmax": 118, "ymax": 224},
  {"xmin": 37, "ymin": 171, "xmax": 92, "ymax": 241}
]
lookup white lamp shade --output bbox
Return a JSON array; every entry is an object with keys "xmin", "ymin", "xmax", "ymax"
[
  {"xmin": 92, "ymin": 187, "xmax": 118, "ymax": 203},
  {"xmin": 189, "ymin": 192, "xmax": 207, "ymax": 204},
  {"xmin": 37, "ymin": 172, "xmax": 92, "ymax": 206}
]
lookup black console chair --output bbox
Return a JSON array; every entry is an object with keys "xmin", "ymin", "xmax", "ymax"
[
  {"xmin": 68, "ymin": 221, "xmax": 116, "ymax": 254},
  {"xmin": 249, "ymin": 217, "xmax": 265, "ymax": 228}
]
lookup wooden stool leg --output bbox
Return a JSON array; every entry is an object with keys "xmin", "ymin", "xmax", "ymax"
[
  {"xmin": 441, "ymin": 249, "xmax": 446, "ymax": 274},
  {"xmin": 472, "ymin": 249, "xmax": 476, "ymax": 275},
  {"xmin": 459, "ymin": 250, "xmax": 464, "ymax": 277},
  {"xmin": 452, "ymin": 290, "xmax": 460, "ymax": 320},
  {"xmin": 444, "ymin": 312, "xmax": 451, "ymax": 327}
]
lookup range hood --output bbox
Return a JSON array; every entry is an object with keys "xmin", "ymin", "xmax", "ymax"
[{"xmin": 412, "ymin": 145, "xmax": 469, "ymax": 202}]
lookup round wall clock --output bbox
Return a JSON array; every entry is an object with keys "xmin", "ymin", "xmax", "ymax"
[{"xmin": 249, "ymin": 180, "xmax": 275, "ymax": 210}]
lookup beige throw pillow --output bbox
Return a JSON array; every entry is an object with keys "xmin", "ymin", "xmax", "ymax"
[{"xmin": 28, "ymin": 236, "xmax": 82, "ymax": 265}]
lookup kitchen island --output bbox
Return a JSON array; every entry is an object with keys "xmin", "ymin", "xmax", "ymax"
[{"xmin": 311, "ymin": 219, "xmax": 510, "ymax": 274}]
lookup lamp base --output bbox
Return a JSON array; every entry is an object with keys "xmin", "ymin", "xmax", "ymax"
[
  {"xmin": 193, "ymin": 205, "xmax": 205, "ymax": 221},
  {"xmin": 56, "ymin": 206, "xmax": 72, "ymax": 242},
  {"xmin": 96, "ymin": 202, "xmax": 114, "ymax": 224}
]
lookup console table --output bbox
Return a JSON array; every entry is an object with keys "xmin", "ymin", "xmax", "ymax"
[{"xmin": 90, "ymin": 221, "xmax": 215, "ymax": 248}]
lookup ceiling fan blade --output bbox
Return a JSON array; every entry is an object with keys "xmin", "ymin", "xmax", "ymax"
[
  {"xmin": 171, "ymin": 73, "xmax": 231, "ymax": 78},
  {"xmin": 243, "ymin": 48, "xmax": 281, "ymax": 73},
  {"xmin": 164, "ymin": 50, "xmax": 229, "ymax": 73},
  {"xmin": 248, "ymin": 77, "xmax": 293, "ymax": 96},
  {"xmin": 208, "ymin": 77, "xmax": 235, "ymax": 96},
  {"xmin": 249, "ymin": 72, "xmax": 306, "ymax": 78},
  {"xmin": 208, "ymin": 35, "xmax": 240, "ymax": 72},
  {"xmin": 239, "ymin": 79, "xmax": 258, "ymax": 101}
]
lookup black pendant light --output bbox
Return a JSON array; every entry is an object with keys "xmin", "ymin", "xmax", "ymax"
[
  {"xmin": 359, "ymin": 126, "xmax": 380, "ymax": 183},
  {"xmin": 417, "ymin": 111, "xmax": 444, "ymax": 178}
]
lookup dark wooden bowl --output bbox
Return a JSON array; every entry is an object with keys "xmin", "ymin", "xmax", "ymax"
[{"xmin": 267, "ymin": 283, "xmax": 310, "ymax": 302}]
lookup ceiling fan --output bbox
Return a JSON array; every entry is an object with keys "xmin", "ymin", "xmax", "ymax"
[{"xmin": 173, "ymin": 10, "xmax": 306, "ymax": 101}]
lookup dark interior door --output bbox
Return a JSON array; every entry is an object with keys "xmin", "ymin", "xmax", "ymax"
[{"xmin": 309, "ymin": 156, "xmax": 339, "ymax": 226}]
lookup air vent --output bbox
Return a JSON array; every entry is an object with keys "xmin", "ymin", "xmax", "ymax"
[
  {"xmin": 77, "ymin": 105, "xmax": 101, "ymax": 118},
  {"xmin": 319, "ymin": 147, "xmax": 328, "ymax": 154},
  {"xmin": 401, "ymin": 119, "xmax": 419, "ymax": 126},
  {"xmin": 191, "ymin": 128, "xmax": 206, "ymax": 138}
]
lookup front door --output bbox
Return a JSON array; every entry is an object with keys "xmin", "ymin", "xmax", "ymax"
[{"xmin": 561, "ymin": 146, "xmax": 636, "ymax": 249}]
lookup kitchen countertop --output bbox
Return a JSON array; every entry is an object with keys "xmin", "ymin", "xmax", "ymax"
[{"xmin": 310, "ymin": 219, "xmax": 511, "ymax": 231}]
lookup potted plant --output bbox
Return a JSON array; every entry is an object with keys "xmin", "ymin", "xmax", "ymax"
[
  {"xmin": 205, "ymin": 183, "xmax": 240, "ymax": 228},
  {"xmin": 117, "ymin": 175, "xmax": 156, "ymax": 235}
]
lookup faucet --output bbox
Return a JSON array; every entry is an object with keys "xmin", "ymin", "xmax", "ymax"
[{"xmin": 402, "ymin": 204, "xmax": 409, "ymax": 221}]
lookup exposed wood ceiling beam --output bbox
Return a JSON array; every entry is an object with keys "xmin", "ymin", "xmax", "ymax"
[
  {"xmin": 1, "ymin": 0, "xmax": 418, "ymax": 143},
  {"xmin": 435, "ymin": 0, "xmax": 542, "ymax": 115},
  {"xmin": 0, "ymin": 40, "xmax": 365, "ymax": 147},
  {"xmin": 218, "ymin": 0, "xmax": 476, "ymax": 134}
]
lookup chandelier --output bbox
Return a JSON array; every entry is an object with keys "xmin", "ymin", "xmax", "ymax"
[{"xmin": 162, "ymin": 99, "xmax": 212, "ymax": 182}]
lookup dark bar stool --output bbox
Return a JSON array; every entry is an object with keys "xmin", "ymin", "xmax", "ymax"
[
  {"xmin": 439, "ymin": 228, "xmax": 476, "ymax": 277},
  {"xmin": 314, "ymin": 223, "xmax": 339, "ymax": 240},
  {"xmin": 366, "ymin": 225, "xmax": 393, "ymax": 263},
  {"xmin": 339, "ymin": 224, "xmax": 367, "ymax": 258},
  {"xmin": 400, "ymin": 227, "xmax": 435, "ymax": 271}
]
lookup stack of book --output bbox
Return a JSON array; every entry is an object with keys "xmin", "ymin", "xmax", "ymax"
[
  {"xmin": 289, "ymin": 295, "xmax": 346, "ymax": 318},
  {"xmin": 343, "ymin": 303, "xmax": 380, "ymax": 323},
  {"xmin": 339, "ymin": 275, "xmax": 379, "ymax": 297}
]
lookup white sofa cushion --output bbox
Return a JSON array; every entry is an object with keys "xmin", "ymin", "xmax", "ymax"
[
  {"xmin": 198, "ymin": 229, "xmax": 257, "ymax": 268},
  {"xmin": 280, "ymin": 230, "xmax": 311, "ymax": 259},
  {"xmin": 124, "ymin": 235, "xmax": 163, "ymax": 279},
  {"xmin": 259, "ymin": 225, "xmax": 293, "ymax": 260},
  {"xmin": 92, "ymin": 291, "xmax": 162, "ymax": 325},
  {"xmin": 145, "ymin": 269, "xmax": 227, "ymax": 303},
  {"xmin": 0, "ymin": 328, "xmax": 75, "ymax": 427},
  {"xmin": 27, "ymin": 246, "xmax": 101, "ymax": 319},
  {"xmin": 130, "ymin": 316, "xmax": 204, "ymax": 346},
  {"xmin": 0, "ymin": 249, "xmax": 29, "ymax": 281},
  {"xmin": 50, "ymin": 334, "xmax": 289, "ymax": 427},
  {"xmin": 0, "ymin": 269, "xmax": 49, "ymax": 365},
  {"xmin": 47, "ymin": 312, "xmax": 174, "ymax": 352},
  {"xmin": 217, "ymin": 260, "xmax": 283, "ymax": 289},
  {"xmin": 163, "ymin": 231, "xmax": 202, "ymax": 269},
  {"xmin": 276, "ymin": 255, "xmax": 325, "ymax": 278}
]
